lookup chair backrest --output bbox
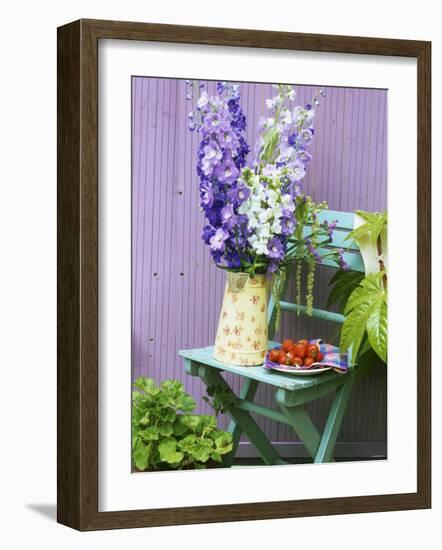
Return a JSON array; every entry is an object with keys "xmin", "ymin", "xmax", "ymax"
[
  {"xmin": 268, "ymin": 209, "xmax": 364, "ymax": 332},
  {"xmin": 301, "ymin": 209, "xmax": 364, "ymax": 272}
]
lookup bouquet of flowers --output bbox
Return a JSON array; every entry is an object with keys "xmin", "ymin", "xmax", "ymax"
[{"xmin": 187, "ymin": 81, "xmax": 348, "ymax": 320}]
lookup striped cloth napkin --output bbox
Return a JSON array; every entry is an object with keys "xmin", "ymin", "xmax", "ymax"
[{"xmin": 264, "ymin": 339, "xmax": 349, "ymax": 374}]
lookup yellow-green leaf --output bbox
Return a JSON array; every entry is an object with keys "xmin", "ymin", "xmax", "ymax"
[{"xmin": 367, "ymin": 300, "xmax": 387, "ymax": 362}]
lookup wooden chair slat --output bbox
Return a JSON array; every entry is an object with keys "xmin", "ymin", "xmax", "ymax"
[
  {"xmin": 303, "ymin": 227, "xmax": 359, "ymax": 251},
  {"xmin": 279, "ymin": 301, "xmax": 345, "ymax": 323},
  {"xmin": 312, "ymin": 247, "xmax": 365, "ymax": 272},
  {"xmin": 315, "ymin": 209, "xmax": 355, "ymax": 229}
]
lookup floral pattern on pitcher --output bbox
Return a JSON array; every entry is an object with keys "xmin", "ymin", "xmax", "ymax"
[{"xmin": 214, "ymin": 273, "xmax": 268, "ymax": 366}]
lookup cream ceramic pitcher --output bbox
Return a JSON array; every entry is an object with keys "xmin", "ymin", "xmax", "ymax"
[{"xmin": 213, "ymin": 272, "xmax": 269, "ymax": 366}]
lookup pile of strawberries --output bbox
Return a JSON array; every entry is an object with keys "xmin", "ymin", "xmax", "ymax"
[{"xmin": 268, "ymin": 339, "xmax": 324, "ymax": 368}]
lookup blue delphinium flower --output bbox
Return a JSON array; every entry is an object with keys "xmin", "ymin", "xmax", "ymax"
[
  {"xmin": 337, "ymin": 248, "xmax": 350, "ymax": 271},
  {"xmin": 202, "ymin": 224, "xmax": 216, "ymax": 245},
  {"xmin": 189, "ymin": 82, "xmax": 251, "ymax": 267},
  {"xmin": 267, "ymin": 237, "xmax": 285, "ymax": 260},
  {"xmin": 210, "ymin": 227, "xmax": 230, "ymax": 253},
  {"xmin": 305, "ymin": 238, "xmax": 323, "ymax": 264},
  {"xmin": 187, "ymin": 81, "xmax": 322, "ymax": 275}
]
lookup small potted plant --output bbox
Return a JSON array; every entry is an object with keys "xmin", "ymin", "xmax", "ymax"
[{"xmin": 132, "ymin": 377, "xmax": 233, "ymax": 471}]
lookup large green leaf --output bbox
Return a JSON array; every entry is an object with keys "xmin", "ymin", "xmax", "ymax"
[
  {"xmin": 189, "ymin": 441, "xmax": 213, "ymax": 463},
  {"xmin": 358, "ymin": 334, "xmax": 372, "ymax": 357},
  {"xmin": 344, "ymin": 285, "xmax": 374, "ymax": 315},
  {"xmin": 133, "ymin": 439, "xmax": 152, "ymax": 471},
  {"xmin": 134, "ymin": 377, "xmax": 160, "ymax": 396},
  {"xmin": 198, "ymin": 415, "xmax": 217, "ymax": 430},
  {"xmin": 341, "ymin": 298, "xmax": 377, "ymax": 358},
  {"xmin": 367, "ymin": 300, "xmax": 388, "ymax": 362},
  {"xmin": 340, "ymin": 272, "xmax": 387, "ymax": 361},
  {"xmin": 139, "ymin": 425, "xmax": 159, "ymax": 441},
  {"xmin": 158, "ymin": 438, "xmax": 184, "ymax": 466},
  {"xmin": 179, "ymin": 415, "xmax": 202, "ymax": 431},
  {"xmin": 211, "ymin": 451, "xmax": 222, "ymax": 463},
  {"xmin": 214, "ymin": 432, "xmax": 233, "ymax": 455},
  {"xmin": 326, "ymin": 270, "xmax": 364, "ymax": 312},
  {"xmin": 179, "ymin": 394, "xmax": 197, "ymax": 413},
  {"xmin": 345, "ymin": 210, "xmax": 387, "ymax": 249},
  {"xmin": 158, "ymin": 422, "xmax": 173, "ymax": 437},
  {"xmin": 177, "ymin": 434, "xmax": 198, "ymax": 453},
  {"xmin": 173, "ymin": 416, "xmax": 189, "ymax": 436},
  {"xmin": 260, "ymin": 127, "xmax": 279, "ymax": 161},
  {"xmin": 344, "ymin": 272, "xmax": 384, "ymax": 314},
  {"xmin": 178, "ymin": 434, "xmax": 213, "ymax": 462}
]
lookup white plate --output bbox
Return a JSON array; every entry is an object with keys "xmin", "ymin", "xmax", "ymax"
[{"xmin": 269, "ymin": 366, "xmax": 332, "ymax": 376}]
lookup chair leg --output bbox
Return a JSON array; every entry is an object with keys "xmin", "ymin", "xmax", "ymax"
[
  {"xmin": 314, "ymin": 376, "xmax": 355, "ymax": 463},
  {"xmin": 224, "ymin": 378, "xmax": 259, "ymax": 467},
  {"xmin": 197, "ymin": 365, "xmax": 284, "ymax": 465},
  {"xmin": 276, "ymin": 402, "xmax": 322, "ymax": 459}
]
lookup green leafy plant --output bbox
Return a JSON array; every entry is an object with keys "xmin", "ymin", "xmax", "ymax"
[
  {"xmin": 326, "ymin": 269, "xmax": 365, "ymax": 313},
  {"xmin": 202, "ymin": 385, "xmax": 237, "ymax": 417},
  {"xmin": 327, "ymin": 210, "xmax": 388, "ymax": 366},
  {"xmin": 132, "ymin": 377, "xmax": 233, "ymax": 471},
  {"xmin": 340, "ymin": 271, "xmax": 387, "ymax": 362}
]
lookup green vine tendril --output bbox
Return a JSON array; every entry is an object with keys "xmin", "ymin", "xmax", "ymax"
[
  {"xmin": 306, "ymin": 260, "xmax": 316, "ymax": 316},
  {"xmin": 271, "ymin": 268, "xmax": 287, "ymax": 332},
  {"xmin": 295, "ymin": 261, "xmax": 303, "ymax": 315}
]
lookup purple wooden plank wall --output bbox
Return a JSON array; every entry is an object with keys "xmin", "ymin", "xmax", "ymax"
[{"xmin": 132, "ymin": 77, "xmax": 387, "ymax": 452}]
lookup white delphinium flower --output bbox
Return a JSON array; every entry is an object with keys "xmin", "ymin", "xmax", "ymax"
[
  {"xmin": 290, "ymin": 159, "xmax": 306, "ymax": 181},
  {"xmin": 258, "ymin": 208, "xmax": 273, "ymax": 225},
  {"xmin": 266, "ymin": 95, "xmax": 283, "ymax": 111},
  {"xmin": 287, "ymin": 87, "xmax": 296, "ymax": 101},
  {"xmin": 197, "ymin": 91, "xmax": 209, "ymax": 110},
  {"xmin": 276, "ymin": 145, "xmax": 296, "ymax": 164},
  {"xmin": 252, "ymin": 187, "xmax": 266, "ymax": 202},
  {"xmin": 271, "ymin": 218, "xmax": 282, "ymax": 234},
  {"xmin": 293, "ymin": 106, "xmax": 315, "ymax": 126},
  {"xmin": 248, "ymin": 214, "xmax": 259, "ymax": 230},
  {"xmin": 265, "ymin": 188, "xmax": 279, "ymax": 209},
  {"xmin": 279, "ymin": 108, "xmax": 292, "ymax": 127},
  {"xmin": 249, "ymin": 200, "xmax": 263, "ymax": 215},
  {"xmin": 249, "ymin": 234, "xmax": 269, "ymax": 256},
  {"xmin": 258, "ymin": 116, "xmax": 275, "ymax": 131},
  {"xmin": 262, "ymin": 164, "xmax": 279, "ymax": 179},
  {"xmin": 239, "ymin": 169, "xmax": 290, "ymax": 258},
  {"xmin": 270, "ymin": 203, "xmax": 283, "ymax": 220},
  {"xmin": 257, "ymin": 223, "xmax": 271, "ymax": 240},
  {"xmin": 281, "ymin": 193, "xmax": 296, "ymax": 212}
]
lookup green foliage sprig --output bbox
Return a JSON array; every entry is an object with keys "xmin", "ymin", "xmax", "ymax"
[
  {"xmin": 132, "ymin": 377, "xmax": 233, "ymax": 471},
  {"xmin": 202, "ymin": 385, "xmax": 237, "ymax": 417},
  {"xmin": 270, "ymin": 267, "xmax": 287, "ymax": 330},
  {"xmin": 306, "ymin": 260, "xmax": 316, "ymax": 316},
  {"xmin": 270, "ymin": 197, "xmax": 347, "ymax": 329},
  {"xmin": 326, "ymin": 269, "xmax": 365, "ymax": 313}
]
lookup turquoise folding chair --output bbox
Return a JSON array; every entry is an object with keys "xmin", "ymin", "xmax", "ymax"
[{"xmin": 180, "ymin": 210, "xmax": 364, "ymax": 465}]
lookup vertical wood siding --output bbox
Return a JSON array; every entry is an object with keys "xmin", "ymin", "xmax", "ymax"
[{"xmin": 132, "ymin": 77, "xmax": 387, "ymax": 450}]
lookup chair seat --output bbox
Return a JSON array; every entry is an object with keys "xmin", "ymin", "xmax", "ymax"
[{"xmin": 179, "ymin": 342, "xmax": 343, "ymax": 392}]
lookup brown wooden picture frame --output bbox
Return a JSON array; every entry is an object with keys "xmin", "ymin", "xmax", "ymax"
[{"xmin": 57, "ymin": 18, "xmax": 431, "ymax": 531}]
